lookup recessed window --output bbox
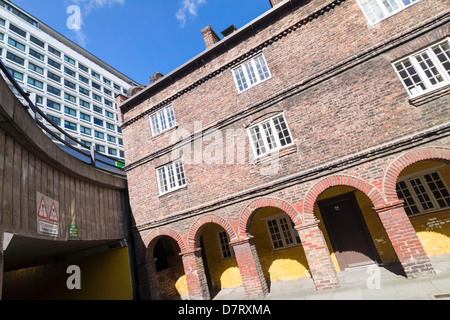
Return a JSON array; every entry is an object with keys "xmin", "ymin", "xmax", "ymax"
[
  {"xmin": 356, "ymin": 0, "xmax": 421, "ymax": 25},
  {"xmin": 64, "ymin": 106, "xmax": 77, "ymax": 117},
  {"xmin": 7, "ymin": 67, "xmax": 23, "ymax": 81},
  {"xmin": 27, "ymin": 77, "xmax": 43, "ymax": 89},
  {"xmin": 48, "ymin": 57, "xmax": 61, "ymax": 70},
  {"xmin": 396, "ymin": 170, "xmax": 450, "ymax": 216},
  {"xmin": 64, "ymin": 120, "xmax": 77, "ymax": 131},
  {"xmin": 80, "ymin": 126, "xmax": 91, "ymax": 136},
  {"xmin": 156, "ymin": 160, "xmax": 186, "ymax": 195},
  {"xmin": 218, "ymin": 231, "xmax": 234, "ymax": 259},
  {"xmin": 393, "ymin": 38, "xmax": 450, "ymax": 98},
  {"xmin": 30, "ymin": 35, "xmax": 44, "ymax": 48},
  {"xmin": 266, "ymin": 215, "xmax": 301, "ymax": 250},
  {"xmin": 232, "ymin": 54, "xmax": 271, "ymax": 93},
  {"xmin": 149, "ymin": 105, "xmax": 176, "ymax": 137},
  {"xmin": 6, "ymin": 51, "xmax": 24, "ymax": 65},
  {"xmin": 8, "ymin": 37, "xmax": 25, "ymax": 51},
  {"xmin": 29, "ymin": 48, "xmax": 44, "ymax": 61},
  {"xmin": 28, "ymin": 62, "xmax": 44, "ymax": 75},
  {"xmin": 47, "ymin": 85, "xmax": 61, "ymax": 97},
  {"xmin": 248, "ymin": 113, "xmax": 294, "ymax": 158},
  {"xmin": 64, "ymin": 55, "xmax": 76, "ymax": 65}
]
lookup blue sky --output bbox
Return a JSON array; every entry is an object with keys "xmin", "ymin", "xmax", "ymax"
[{"xmin": 12, "ymin": 0, "xmax": 272, "ymax": 85}]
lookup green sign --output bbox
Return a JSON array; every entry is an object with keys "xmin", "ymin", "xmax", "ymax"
[
  {"xmin": 115, "ymin": 161, "xmax": 125, "ymax": 169},
  {"xmin": 69, "ymin": 224, "xmax": 79, "ymax": 238}
]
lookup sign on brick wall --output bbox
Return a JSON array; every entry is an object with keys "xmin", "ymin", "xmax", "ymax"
[{"xmin": 37, "ymin": 192, "xmax": 60, "ymax": 237}]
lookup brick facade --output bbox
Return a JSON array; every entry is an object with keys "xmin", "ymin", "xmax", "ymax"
[{"xmin": 119, "ymin": 0, "xmax": 450, "ymax": 300}]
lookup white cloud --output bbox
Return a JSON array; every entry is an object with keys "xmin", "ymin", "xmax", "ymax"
[{"xmin": 176, "ymin": 0, "xmax": 206, "ymax": 27}]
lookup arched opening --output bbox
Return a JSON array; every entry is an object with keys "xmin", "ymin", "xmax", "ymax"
[
  {"xmin": 193, "ymin": 223, "xmax": 242, "ymax": 298},
  {"xmin": 395, "ymin": 160, "xmax": 450, "ymax": 257},
  {"xmin": 315, "ymin": 186, "xmax": 397, "ymax": 272},
  {"xmin": 151, "ymin": 236, "xmax": 186, "ymax": 300},
  {"xmin": 249, "ymin": 206, "xmax": 310, "ymax": 287}
]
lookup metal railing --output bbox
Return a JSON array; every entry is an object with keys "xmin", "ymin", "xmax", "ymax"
[{"xmin": 0, "ymin": 58, "xmax": 126, "ymax": 176}]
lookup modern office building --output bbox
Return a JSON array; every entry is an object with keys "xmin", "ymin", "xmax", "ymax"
[{"xmin": 0, "ymin": 0, "xmax": 136, "ymax": 161}]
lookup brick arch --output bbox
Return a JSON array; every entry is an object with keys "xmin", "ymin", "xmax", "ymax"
[
  {"xmin": 187, "ymin": 214, "xmax": 238, "ymax": 252},
  {"xmin": 238, "ymin": 197, "xmax": 303, "ymax": 238},
  {"xmin": 144, "ymin": 227, "xmax": 187, "ymax": 254},
  {"xmin": 303, "ymin": 174, "xmax": 385, "ymax": 218},
  {"xmin": 383, "ymin": 146, "xmax": 450, "ymax": 201}
]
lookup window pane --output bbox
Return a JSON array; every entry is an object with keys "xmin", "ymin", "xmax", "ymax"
[
  {"xmin": 409, "ymin": 178, "xmax": 435, "ymax": 211},
  {"xmin": 279, "ymin": 218, "xmax": 294, "ymax": 245},
  {"xmin": 218, "ymin": 231, "xmax": 233, "ymax": 259},
  {"xmin": 415, "ymin": 51, "xmax": 444, "ymax": 86},
  {"xmin": 432, "ymin": 41, "xmax": 450, "ymax": 77},
  {"xmin": 273, "ymin": 115, "xmax": 292, "ymax": 147},
  {"xmin": 262, "ymin": 122, "xmax": 277, "ymax": 150},
  {"xmin": 254, "ymin": 55, "xmax": 270, "ymax": 81},
  {"xmin": 267, "ymin": 219, "xmax": 284, "ymax": 249},
  {"xmin": 380, "ymin": 0, "xmax": 400, "ymax": 13},
  {"xmin": 166, "ymin": 105, "xmax": 176, "ymax": 128},
  {"xmin": 167, "ymin": 164, "xmax": 176, "ymax": 189},
  {"xmin": 151, "ymin": 114, "xmax": 160, "ymax": 135},
  {"xmin": 357, "ymin": 0, "xmax": 384, "ymax": 24},
  {"xmin": 233, "ymin": 66, "xmax": 248, "ymax": 92},
  {"xmin": 175, "ymin": 161, "xmax": 186, "ymax": 187},
  {"xmin": 395, "ymin": 60, "xmax": 426, "ymax": 95},
  {"xmin": 396, "ymin": 181, "xmax": 419, "ymax": 215},
  {"xmin": 244, "ymin": 61, "xmax": 257, "ymax": 85},
  {"xmin": 424, "ymin": 172, "xmax": 450, "ymax": 208},
  {"xmin": 249, "ymin": 126, "xmax": 266, "ymax": 156},
  {"xmin": 157, "ymin": 168, "xmax": 168, "ymax": 193}
]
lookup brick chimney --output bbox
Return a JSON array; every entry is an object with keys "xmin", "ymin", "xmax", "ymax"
[
  {"xmin": 269, "ymin": 0, "xmax": 284, "ymax": 7},
  {"xmin": 201, "ymin": 25, "xmax": 221, "ymax": 49}
]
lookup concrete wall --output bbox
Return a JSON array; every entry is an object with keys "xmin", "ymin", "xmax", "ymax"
[{"xmin": 0, "ymin": 73, "xmax": 134, "ymax": 299}]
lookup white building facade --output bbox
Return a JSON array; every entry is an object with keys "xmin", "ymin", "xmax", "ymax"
[{"xmin": 0, "ymin": 0, "xmax": 135, "ymax": 161}]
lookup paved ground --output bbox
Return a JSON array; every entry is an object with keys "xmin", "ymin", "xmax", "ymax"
[{"xmin": 213, "ymin": 253, "xmax": 450, "ymax": 300}]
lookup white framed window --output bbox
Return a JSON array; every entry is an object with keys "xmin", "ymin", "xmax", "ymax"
[
  {"xmin": 248, "ymin": 113, "xmax": 294, "ymax": 158},
  {"xmin": 218, "ymin": 231, "xmax": 234, "ymax": 259},
  {"xmin": 393, "ymin": 38, "xmax": 450, "ymax": 98},
  {"xmin": 356, "ymin": 0, "xmax": 421, "ymax": 25},
  {"xmin": 156, "ymin": 159, "xmax": 186, "ymax": 195},
  {"xmin": 149, "ymin": 105, "xmax": 176, "ymax": 137},
  {"xmin": 265, "ymin": 214, "xmax": 301, "ymax": 250},
  {"xmin": 232, "ymin": 54, "xmax": 271, "ymax": 93},
  {"xmin": 396, "ymin": 169, "xmax": 450, "ymax": 216}
]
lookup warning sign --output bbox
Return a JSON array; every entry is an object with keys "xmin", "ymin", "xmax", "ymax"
[{"xmin": 37, "ymin": 192, "xmax": 59, "ymax": 237}]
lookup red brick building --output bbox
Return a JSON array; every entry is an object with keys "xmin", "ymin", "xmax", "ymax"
[{"xmin": 118, "ymin": 0, "xmax": 450, "ymax": 300}]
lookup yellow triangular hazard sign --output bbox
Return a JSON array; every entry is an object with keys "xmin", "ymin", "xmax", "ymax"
[
  {"xmin": 49, "ymin": 202, "xmax": 59, "ymax": 223},
  {"xmin": 38, "ymin": 196, "xmax": 48, "ymax": 219}
]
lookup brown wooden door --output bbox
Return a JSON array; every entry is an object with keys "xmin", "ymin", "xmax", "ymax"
[{"xmin": 318, "ymin": 192, "xmax": 380, "ymax": 270}]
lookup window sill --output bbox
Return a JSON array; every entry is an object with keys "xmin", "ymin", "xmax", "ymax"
[
  {"xmin": 407, "ymin": 206, "xmax": 450, "ymax": 219},
  {"xmin": 158, "ymin": 185, "xmax": 187, "ymax": 199},
  {"xmin": 252, "ymin": 143, "xmax": 297, "ymax": 165},
  {"xmin": 151, "ymin": 124, "xmax": 178, "ymax": 141},
  {"xmin": 409, "ymin": 84, "xmax": 450, "ymax": 107}
]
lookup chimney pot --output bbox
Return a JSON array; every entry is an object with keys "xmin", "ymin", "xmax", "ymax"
[
  {"xmin": 221, "ymin": 25, "xmax": 237, "ymax": 38},
  {"xmin": 201, "ymin": 25, "xmax": 221, "ymax": 49}
]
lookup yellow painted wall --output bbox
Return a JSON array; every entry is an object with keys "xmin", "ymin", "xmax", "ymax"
[
  {"xmin": 251, "ymin": 208, "xmax": 310, "ymax": 283},
  {"xmin": 3, "ymin": 247, "xmax": 133, "ymax": 300},
  {"xmin": 201, "ymin": 224, "xmax": 242, "ymax": 290},
  {"xmin": 399, "ymin": 161, "xmax": 450, "ymax": 257}
]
